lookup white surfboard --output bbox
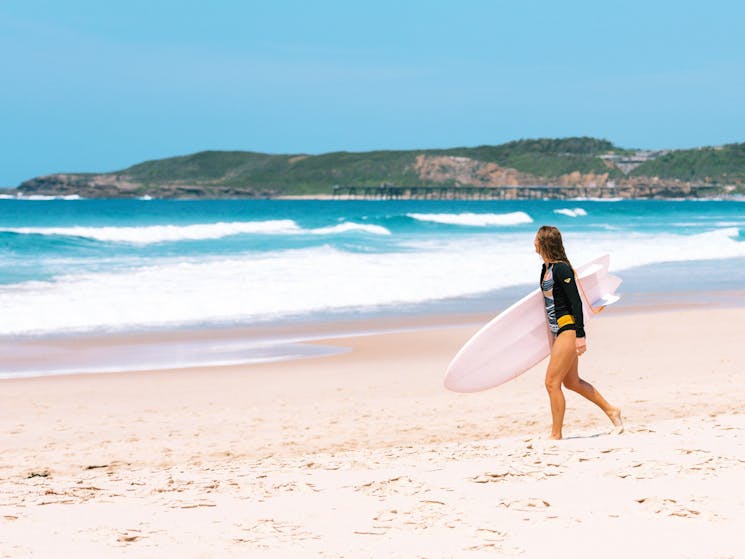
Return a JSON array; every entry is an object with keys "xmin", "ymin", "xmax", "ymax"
[{"xmin": 444, "ymin": 255, "xmax": 621, "ymax": 393}]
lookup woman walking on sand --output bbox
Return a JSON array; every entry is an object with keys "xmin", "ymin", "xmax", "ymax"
[{"xmin": 535, "ymin": 225, "xmax": 624, "ymax": 440}]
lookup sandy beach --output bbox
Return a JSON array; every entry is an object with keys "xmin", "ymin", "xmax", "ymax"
[{"xmin": 1, "ymin": 304, "xmax": 744, "ymax": 558}]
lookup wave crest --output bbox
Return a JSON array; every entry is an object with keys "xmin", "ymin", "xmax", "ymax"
[
  {"xmin": 310, "ymin": 223, "xmax": 391, "ymax": 235},
  {"xmin": 407, "ymin": 211, "xmax": 533, "ymax": 227},
  {"xmin": 0, "ymin": 220, "xmax": 392, "ymax": 244},
  {"xmin": 554, "ymin": 208, "xmax": 588, "ymax": 217},
  {"xmin": 0, "ymin": 194, "xmax": 84, "ymax": 201}
]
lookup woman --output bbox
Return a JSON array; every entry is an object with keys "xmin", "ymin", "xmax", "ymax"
[{"xmin": 535, "ymin": 225, "xmax": 623, "ymax": 440}]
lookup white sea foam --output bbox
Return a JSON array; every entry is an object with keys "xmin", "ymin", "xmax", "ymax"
[
  {"xmin": 0, "ymin": 243, "xmax": 535, "ymax": 336},
  {"xmin": 1, "ymin": 221, "xmax": 301, "ymax": 243},
  {"xmin": 0, "ymin": 220, "xmax": 391, "ymax": 244},
  {"xmin": 554, "ymin": 208, "xmax": 588, "ymax": 217},
  {"xmin": 567, "ymin": 227, "xmax": 745, "ymax": 273},
  {"xmin": 407, "ymin": 211, "xmax": 533, "ymax": 227},
  {"xmin": 1, "ymin": 227, "xmax": 743, "ymax": 336},
  {"xmin": 309, "ymin": 222, "xmax": 391, "ymax": 235},
  {"xmin": 15, "ymin": 194, "xmax": 84, "ymax": 201}
]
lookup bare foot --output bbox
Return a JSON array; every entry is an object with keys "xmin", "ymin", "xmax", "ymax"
[
  {"xmin": 607, "ymin": 408, "xmax": 624, "ymax": 435},
  {"xmin": 549, "ymin": 433, "xmax": 562, "ymax": 440}
]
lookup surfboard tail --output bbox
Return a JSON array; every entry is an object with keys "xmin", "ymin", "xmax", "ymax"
[{"xmin": 579, "ymin": 271, "xmax": 622, "ymax": 315}]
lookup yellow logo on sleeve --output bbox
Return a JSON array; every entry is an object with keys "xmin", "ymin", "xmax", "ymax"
[{"xmin": 564, "ymin": 278, "xmax": 571, "ymax": 283}]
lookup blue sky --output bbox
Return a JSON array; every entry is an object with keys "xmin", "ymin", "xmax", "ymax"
[{"xmin": 1, "ymin": 0, "xmax": 743, "ymax": 186}]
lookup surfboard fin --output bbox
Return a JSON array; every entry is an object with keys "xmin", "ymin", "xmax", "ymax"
[{"xmin": 592, "ymin": 293, "xmax": 620, "ymax": 308}]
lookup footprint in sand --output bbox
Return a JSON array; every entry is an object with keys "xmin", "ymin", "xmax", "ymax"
[
  {"xmin": 272, "ymin": 480, "xmax": 321, "ymax": 494},
  {"xmin": 117, "ymin": 530, "xmax": 142, "ymax": 544},
  {"xmin": 235, "ymin": 518, "xmax": 319, "ymax": 546},
  {"xmin": 499, "ymin": 497, "xmax": 552, "ymax": 512},
  {"xmin": 471, "ymin": 467, "xmax": 545, "ymax": 483},
  {"xmin": 355, "ymin": 476, "xmax": 427, "ymax": 498},
  {"xmin": 634, "ymin": 497, "xmax": 702, "ymax": 518},
  {"xmin": 464, "ymin": 528, "xmax": 511, "ymax": 552},
  {"xmin": 369, "ymin": 499, "xmax": 453, "ymax": 532}
]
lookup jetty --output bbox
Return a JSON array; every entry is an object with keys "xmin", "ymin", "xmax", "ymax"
[{"xmin": 331, "ymin": 184, "xmax": 722, "ymax": 200}]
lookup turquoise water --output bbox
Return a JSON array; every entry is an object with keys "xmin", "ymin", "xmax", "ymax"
[{"xmin": 1, "ymin": 198, "xmax": 744, "ymax": 337}]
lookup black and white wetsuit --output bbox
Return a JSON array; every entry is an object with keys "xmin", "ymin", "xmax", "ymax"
[{"xmin": 540, "ymin": 261, "xmax": 585, "ymax": 338}]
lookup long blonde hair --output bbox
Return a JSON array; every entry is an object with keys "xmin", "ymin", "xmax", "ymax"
[{"xmin": 535, "ymin": 225, "xmax": 571, "ymax": 266}]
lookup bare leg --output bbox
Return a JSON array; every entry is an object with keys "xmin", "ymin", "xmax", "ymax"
[
  {"xmin": 544, "ymin": 331, "xmax": 577, "ymax": 439},
  {"xmin": 563, "ymin": 357, "xmax": 624, "ymax": 434}
]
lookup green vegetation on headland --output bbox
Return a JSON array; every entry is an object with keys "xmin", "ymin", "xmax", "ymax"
[
  {"xmin": 630, "ymin": 142, "xmax": 745, "ymax": 183},
  {"xmin": 14, "ymin": 137, "xmax": 745, "ymax": 199}
]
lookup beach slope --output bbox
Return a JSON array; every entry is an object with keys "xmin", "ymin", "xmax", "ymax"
[{"xmin": 1, "ymin": 307, "xmax": 743, "ymax": 558}]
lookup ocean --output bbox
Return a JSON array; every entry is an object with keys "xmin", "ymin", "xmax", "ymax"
[{"xmin": 1, "ymin": 197, "xmax": 744, "ymax": 341}]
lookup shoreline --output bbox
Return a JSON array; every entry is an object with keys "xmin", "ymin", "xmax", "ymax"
[
  {"xmin": 3, "ymin": 304, "xmax": 743, "ymax": 458},
  {"xmin": 0, "ymin": 311, "xmax": 489, "ymax": 380},
  {"xmin": 3, "ymin": 191, "xmax": 744, "ymax": 201},
  {"xmin": 275, "ymin": 193, "xmax": 744, "ymax": 201},
  {"xmin": 2, "ymin": 283, "xmax": 744, "ymax": 380}
]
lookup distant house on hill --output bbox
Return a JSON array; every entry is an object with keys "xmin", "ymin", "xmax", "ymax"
[{"xmin": 600, "ymin": 150, "xmax": 669, "ymax": 174}]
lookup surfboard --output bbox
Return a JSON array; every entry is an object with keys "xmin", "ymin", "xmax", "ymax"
[{"xmin": 444, "ymin": 255, "xmax": 622, "ymax": 393}]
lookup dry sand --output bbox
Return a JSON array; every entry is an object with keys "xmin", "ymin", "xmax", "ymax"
[{"xmin": 1, "ymin": 306, "xmax": 743, "ymax": 558}]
